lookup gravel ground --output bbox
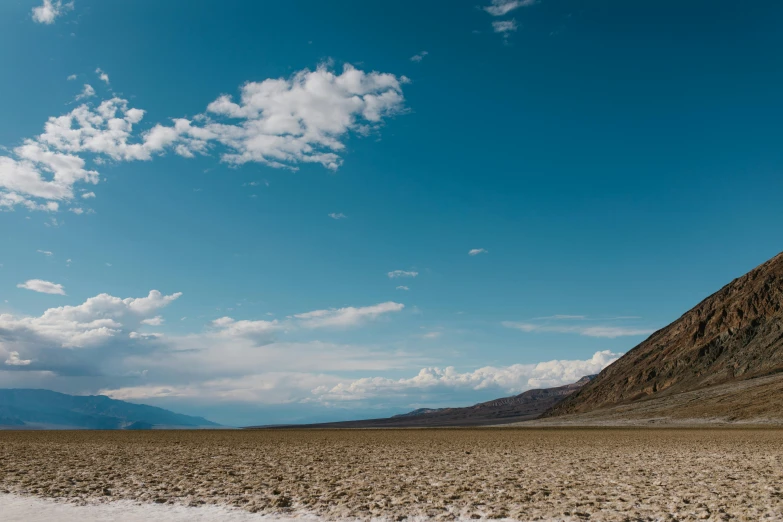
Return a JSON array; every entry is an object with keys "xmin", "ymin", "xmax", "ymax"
[{"xmin": 1, "ymin": 429, "xmax": 782, "ymax": 521}]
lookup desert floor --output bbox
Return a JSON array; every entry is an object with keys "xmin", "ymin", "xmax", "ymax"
[{"xmin": 1, "ymin": 428, "xmax": 782, "ymax": 521}]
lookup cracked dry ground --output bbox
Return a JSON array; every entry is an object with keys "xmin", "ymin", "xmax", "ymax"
[{"xmin": 1, "ymin": 429, "xmax": 782, "ymax": 521}]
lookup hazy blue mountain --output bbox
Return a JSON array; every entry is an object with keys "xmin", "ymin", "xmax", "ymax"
[{"xmin": 0, "ymin": 389, "xmax": 219, "ymax": 429}]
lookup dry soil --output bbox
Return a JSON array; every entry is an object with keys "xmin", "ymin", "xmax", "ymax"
[{"xmin": 1, "ymin": 429, "xmax": 782, "ymax": 521}]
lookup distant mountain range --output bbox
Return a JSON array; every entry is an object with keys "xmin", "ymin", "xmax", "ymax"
[
  {"xmin": 248, "ymin": 375, "xmax": 596, "ymax": 428},
  {"xmin": 543, "ymin": 251, "xmax": 783, "ymax": 424},
  {"xmin": 0, "ymin": 389, "xmax": 220, "ymax": 429}
]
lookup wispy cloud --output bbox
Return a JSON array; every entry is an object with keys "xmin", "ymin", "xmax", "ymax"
[
  {"xmin": 468, "ymin": 248, "xmax": 488, "ymax": 256},
  {"xmin": 410, "ymin": 51, "xmax": 428, "ymax": 62},
  {"xmin": 95, "ymin": 68, "xmax": 110, "ymax": 85},
  {"xmin": 388, "ymin": 270, "xmax": 418, "ymax": 278},
  {"xmin": 503, "ymin": 321, "xmax": 654, "ymax": 339},
  {"xmin": 293, "ymin": 302, "xmax": 404, "ymax": 329},
  {"xmin": 533, "ymin": 315, "xmax": 587, "ymax": 320},
  {"xmin": 75, "ymin": 84, "xmax": 95, "ymax": 101},
  {"xmin": 484, "ymin": 0, "xmax": 536, "ymax": 16},
  {"xmin": 396, "ymin": 286, "xmax": 409, "ymax": 291},
  {"xmin": 17, "ymin": 279, "xmax": 66, "ymax": 295},
  {"xmin": 328, "ymin": 212, "xmax": 347, "ymax": 220},
  {"xmin": 492, "ymin": 19, "xmax": 518, "ymax": 34},
  {"xmin": 36, "ymin": 250, "xmax": 53, "ymax": 256}
]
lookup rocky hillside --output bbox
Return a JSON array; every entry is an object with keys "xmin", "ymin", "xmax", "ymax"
[{"xmin": 547, "ymin": 252, "xmax": 783, "ymax": 418}]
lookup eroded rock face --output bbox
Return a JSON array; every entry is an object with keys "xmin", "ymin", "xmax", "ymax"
[{"xmin": 548, "ymin": 251, "xmax": 783, "ymax": 417}]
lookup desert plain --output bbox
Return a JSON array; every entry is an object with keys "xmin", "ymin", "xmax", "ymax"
[{"xmin": 1, "ymin": 428, "xmax": 782, "ymax": 521}]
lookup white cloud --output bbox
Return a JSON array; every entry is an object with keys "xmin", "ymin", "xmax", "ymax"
[
  {"xmin": 171, "ymin": 63, "xmax": 408, "ymax": 171},
  {"xmin": 31, "ymin": 0, "xmax": 73, "ymax": 25},
  {"xmin": 1, "ymin": 63, "xmax": 407, "ymax": 212},
  {"xmin": 17, "ymin": 279, "xmax": 66, "ymax": 295},
  {"xmin": 69, "ymin": 207, "xmax": 83, "ymax": 214},
  {"xmin": 533, "ymin": 315, "xmax": 587, "ymax": 320},
  {"xmin": 81, "ymin": 192, "xmax": 95, "ymax": 198},
  {"xmin": 95, "ymin": 68, "xmax": 110, "ymax": 85},
  {"xmin": 484, "ymin": 0, "xmax": 536, "ymax": 16},
  {"xmin": 0, "ymin": 97, "xmax": 150, "ymax": 210},
  {"xmin": 5, "ymin": 351, "xmax": 32, "ymax": 366},
  {"xmin": 387, "ymin": 270, "xmax": 418, "ymax": 278},
  {"xmin": 129, "ymin": 332, "xmax": 163, "ymax": 340},
  {"xmin": 67, "ymin": 74, "xmax": 77, "ymax": 81},
  {"xmin": 75, "ymin": 84, "xmax": 95, "ymax": 101},
  {"xmin": 502, "ymin": 321, "xmax": 654, "ymax": 338},
  {"xmin": 421, "ymin": 331, "xmax": 441, "ymax": 339},
  {"xmin": 36, "ymin": 250, "xmax": 53, "ymax": 256},
  {"xmin": 210, "ymin": 316, "xmax": 282, "ymax": 343},
  {"xmin": 311, "ymin": 350, "xmax": 619, "ymax": 402},
  {"xmin": 140, "ymin": 315, "xmax": 164, "ymax": 326},
  {"xmin": 468, "ymin": 248, "xmax": 488, "ymax": 256},
  {"xmin": 410, "ymin": 51, "xmax": 428, "ymax": 62},
  {"xmin": 396, "ymin": 286, "xmax": 409, "ymax": 291},
  {"xmin": 328, "ymin": 212, "xmax": 347, "ymax": 220},
  {"xmin": 102, "ymin": 372, "xmax": 345, "ymax": 405},
  {"xmin": 293, "ymin": 301, "xmax": 404, "ymax": 329},
  {"xmin": 0, "ymin": 290, "xmax": 181, "ymax": 349},
  {"xmin": 492, "ymin": 19, "xmax": 518, "ymax": 33}
]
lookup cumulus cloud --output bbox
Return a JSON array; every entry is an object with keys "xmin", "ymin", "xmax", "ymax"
[
  {"xmin": 140, "ymin": 315, "xmax": 164, "ymax": 326},
  {"xmin": 0, "ymin": 97, "xmax": 155, "ymax": 211},
  {"xmin": 0, "ymin": 290, "xmax": 181, "ymax": 349},
  {"xmin": 388, "ymin": 270, "xmax": 418, "ymax": 278},
  {"xmin": 5, "ymin": 351, "xmax": 32, "ymax": 366},
  {"xmin": 410, "ymin": 51, "xmax": 428, "ymax": 62},
  {"xmin": 0, "ymin": 63, "xmax": 406, "ymax": 212},
  {"xmin": 328, "ymin": 212, "xmax": 347, "ymax": 219},
  {"xmin": 468, "ymin": 248, "xmax": 488, "ymax": 256},
  {"xmin": 311, "ymin": 350, "xmax": 619, "ymax": 402},
  {"xmin": 81, "ymin": 191, "xmax": 95, "ymax": 199},
  {"xmin": 31, "ymin": 0, "xmax": 73, "ymax": 24},
  {"xmin": 17, "ymin": 279, "xmax": 66, "ymax": 295},
  {"xmin": 484, "ymin": 0, "xmax": 536, "ymax": 16},
  {"xmin": 503, "ymin": 321, "xmax": 654, "ymax": 339},
  {"xmin": 293, "ymin": 302, "xmax": 404, "ymax": 329},
  {"xmin": 148, "ymin": 63, "xmax": 407, "ymax": 171}
]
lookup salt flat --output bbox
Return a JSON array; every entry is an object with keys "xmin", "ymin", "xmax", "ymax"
[
  {"xmin": 0, "ymin": 493, "xmax": 315, "ymax": 522},
  {"xmin": 1, "ymin": 429, "xmax": 782, "ymax": 521}
]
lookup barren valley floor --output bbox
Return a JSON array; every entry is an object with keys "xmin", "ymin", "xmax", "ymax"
[{"xmin": 1, "ymin": 429, "xmax": 782, "ymax": 521}]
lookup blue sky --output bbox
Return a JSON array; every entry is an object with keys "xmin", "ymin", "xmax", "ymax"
[{"xmin": 1, "ymin": 0, "xmax": 782, "ymax": 426}]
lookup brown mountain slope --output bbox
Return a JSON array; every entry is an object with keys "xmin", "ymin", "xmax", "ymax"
[
  {"xmin": 546, "ymin": 251, "xmax": 783, "ymax": 419},
  {"xmin": 249, "ymin": 376, "xmax": 594, "ymax": 428}
]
